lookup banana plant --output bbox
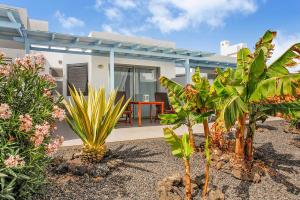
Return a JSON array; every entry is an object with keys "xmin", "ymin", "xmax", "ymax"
[
  {"xmin": 213, "ymin": 30, "xmax": 300, "ymax": 161},
  {"xmin": 159, "ymin": 69, "xmax": 214, "ymax": 150},
  {"xmin": 202, "ymin": 136, "xmax": 211, "ymax": 198},
  {"xmin": 63, "ymin": 86, "xmax": 130, "ymax": 163},
  {"xmin": 163, "ymin": 127, "xmax": 193, "ymax": 200}
]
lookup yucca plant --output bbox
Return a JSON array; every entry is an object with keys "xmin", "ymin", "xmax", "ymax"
[
  {"xmin": 63, "ymin": 86, "xmax": 130, "ymax": 163},
  {"xmin": 163, "ymin": 127, "xmax": 193, "ymax": 200}
]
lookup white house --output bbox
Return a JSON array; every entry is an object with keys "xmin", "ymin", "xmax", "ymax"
[
  {"xmin": 0, "ymin": 4, "xmax": 236, "ymax": 104},
  {"xmin": 220, "ymin": 40, "xmax": 247, "ymax": 57}
]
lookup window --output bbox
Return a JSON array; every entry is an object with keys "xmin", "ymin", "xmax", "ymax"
[
  {"xmin": 50, "ymin": 67, "xmax": 63, "ymax": 94},
  {"xmin": 67, "ymin": 63, "xmax": 88, "ymax": 96}
]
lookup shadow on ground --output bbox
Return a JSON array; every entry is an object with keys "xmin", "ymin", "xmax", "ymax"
[
  {"xmin": 108, "ymin": 144, "xmax": 162, "ymax": 173},
  {"xmin": 235, "ymin": 142, "xmax": 300, "ymax": 199}
]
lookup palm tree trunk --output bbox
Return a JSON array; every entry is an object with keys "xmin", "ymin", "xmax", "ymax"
[
  {"xmin": 184, "ymin": 159, "xmax": 192, "ymax": 200},
  {"xmin": 245, "ymin": 112, "xmax": 256, "ymax": 161},
  {"xmin": 202, "ymin": 162, "xmax": 210, "ymax": 198},
  {"xmin": 188, "ymin": 125, "xmax": 196, "ymax": 150},
  {"xmin": 235, "ymin": 114, "xmax": 246, "ymax": 160}
]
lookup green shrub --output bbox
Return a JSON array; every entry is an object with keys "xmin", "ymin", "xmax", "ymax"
[{"xmin": 0, "ymin": 52, "xmax": 65, "ymax": 199}]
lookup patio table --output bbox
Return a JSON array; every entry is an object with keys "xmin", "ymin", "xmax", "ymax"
[{"xmin": 129, "ymin": 101, "xmax": 164, "ymax": 127}]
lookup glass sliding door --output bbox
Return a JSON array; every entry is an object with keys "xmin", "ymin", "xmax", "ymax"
[
  {"xmin": 134, "ymin": 67, "xmax": 158, "ymax": 117},
  {"xmin": 114, "ymin": 65, "xmax": 158, "ymax": 118},
  {"xmin": 114, "ymin": 66, "xmax": 133, "ymax": 100}
]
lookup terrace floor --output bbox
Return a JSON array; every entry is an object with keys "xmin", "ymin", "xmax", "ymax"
[{"xmin": 58, "ymin": 117, "xmax": 282, "ymax": 146}]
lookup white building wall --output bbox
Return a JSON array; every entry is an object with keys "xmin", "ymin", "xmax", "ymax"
[
  {"xmin": 0, "ymin": 44, "xmax": 176, "ymax": 96},
  {"xmin": 90, "ymin": 55, "xmax": 176, "ymax": 91},
  {"xmin": 220, "ymin": 40, "xmax": 247, "ymax": 57}
]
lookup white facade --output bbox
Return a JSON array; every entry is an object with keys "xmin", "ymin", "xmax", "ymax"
[
  {"xmin": 220, "ymin": 40, "xmax": 247, "ymax": 57},
  {"xmin": 0, "ymin": 4, "xmax": 178, "ymax": 98},
  {"xmin": 0, "ymin": 4, "xmax": 236, "ymax": 103}
]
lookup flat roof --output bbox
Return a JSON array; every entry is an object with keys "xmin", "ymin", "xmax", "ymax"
[{"xmin": 0, "ymin": 5, "xmax": 236, "ymax": 68}]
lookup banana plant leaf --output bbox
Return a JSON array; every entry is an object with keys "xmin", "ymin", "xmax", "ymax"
[{"xmin": 163, "ymin": 127, "xmax": 192, "ymax": 160}]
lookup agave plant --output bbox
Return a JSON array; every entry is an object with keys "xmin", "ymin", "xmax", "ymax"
[
  {"xmin": 212, "ymin": 30, "xmax": 300, "ymax": 161},
  {"xmin": 163, "ymin": 127, "xmax": 193, "ymax": 200},
  {"xmin": 63, "ymin": 86, "xmax": 130, "ymax": 163}
]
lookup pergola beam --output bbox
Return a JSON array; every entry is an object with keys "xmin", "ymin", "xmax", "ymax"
[
  {"xmin": 13, "ymin": 37, "xmax": 218, "ymax": 61},
  {"xmin": 6, "ymin": 11, "xmax": 23, "ymax": 37},
  {"xmin": 109, "ymin": 49, "xmax": 115, "ymax": 92}
]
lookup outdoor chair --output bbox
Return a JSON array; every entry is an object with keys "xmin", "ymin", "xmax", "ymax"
[
  {"xmin": 116, "ymin": 91, "xmax": 133, "ymax": 126},
  {"xmin": 154, "ymin": 92, "xmax": 175, "ymax": 121}
]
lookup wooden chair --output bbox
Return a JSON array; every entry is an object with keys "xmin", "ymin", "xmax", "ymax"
[
  {"xmin": 116, "ymin": 91, "xmax": 133, "ymax": 126},
  {"xmin": 154, "ymin": 92, "xmax": 174, "ymax": 121}
]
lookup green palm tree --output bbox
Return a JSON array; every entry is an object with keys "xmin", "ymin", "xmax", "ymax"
[{"xmin": 213, "ymin": 30, "xmax": 300, "ymax": 161}]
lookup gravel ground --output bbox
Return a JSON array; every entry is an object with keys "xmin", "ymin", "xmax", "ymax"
[{"xmin": 34, "ymin": 120, "xmax": 300, "ymax": 200}]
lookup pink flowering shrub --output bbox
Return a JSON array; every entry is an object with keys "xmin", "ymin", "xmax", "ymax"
[{"xmin": 0, "ymin": 52, "xmax": 65, "ymax": 199}]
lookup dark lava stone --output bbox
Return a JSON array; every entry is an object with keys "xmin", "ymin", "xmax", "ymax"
[
  {"xmin": 73, "ymin": 165, "xmax": 87, "ymax": 176},
  {"xmin": 95, "ymin": 164, "xmax": 110, "ymax": 177},
  {"xmin": 55, "ymin": 163, "xmax": 69, "ymax": 174}
]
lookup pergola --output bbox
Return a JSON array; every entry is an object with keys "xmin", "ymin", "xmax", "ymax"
[{"xmin": 0, "ymin": 6, "xmax": 236, "ymax": 90}]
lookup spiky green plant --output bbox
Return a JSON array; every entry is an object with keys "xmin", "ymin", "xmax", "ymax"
[
  {"xmin": 63, "ymin": 86, "xmax": 130, "ymax": 163},
  {"xmin": 163, "ymin": 127, "xmax": 193, "ymax": 200}
]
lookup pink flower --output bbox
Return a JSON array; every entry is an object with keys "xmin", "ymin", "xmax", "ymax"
[
  {"xmin": 0, "ymin": 64, "xmax": 11, "ymax": 77},
  {"xmin": 43, "ymin": 88, "xmax": 52, "ymax": 97},
  {"xmin": 0, "ymin": 103, "xmax": 12, "ymax": 119},
  {"xmin": 52, "ymin": 106, "xmax": 66, "ymax": 121},
  {"xmin": 15, "ymin": 54, "xmax": 45, "ymax": 71},
  {"xmin": 34, "ymin": 54, "xmax": 45, "ymax": 66},
  {"xmin": 30, "ymin": 134, "xmax": 44, "ymax": 147},
  {"xmin": 20, "ymin": 54, "xmax": 33, "ymax": 70},
  {"xmin": 0, "ymin": 51, "xmax": 5, "ymax": 59},
  {"xmin": 4, "ymin": 154, "xmax": 25, "ymax": 168},
  {"xmin": 40, "ymin": 74, "xmax": 56, "ymax": 85},
  {"xmin": 35, "ymin": 122, "xmax": 50, "ymax": 137},
  {"xmin": 15, "ymin": 57, "xmax": 22, "ymax": 65},
  {"xmin": 19, "ymin": 114, "xmax": 33, "ymax": 132},
  {"xmin": 30, "ymin": 121, "xmax": 50, "ymax": 147},
  {"xmin": 45, "ymin": 136, "xmax": 64, "ymax": 156}
]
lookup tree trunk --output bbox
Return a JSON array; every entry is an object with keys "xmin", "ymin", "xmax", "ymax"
[
  {"xmin": 235, "ymin": 114, "xmax": 246, "ymax": 160},
  {"xmin": 188, "ymin": 125, "xmax": 196, "ymax": 150},
  {"xmin": 184, "ymin": 159, "xmax": 192, "ymax": 200},
  {"xmin": 201, "ymin": 107, "xmax": 210, "ymax": 138},
  {"xmin": 202, "ymin": 161, "xmax": 210, "ymax": 198},
  {"xmin": 245, "ymin": 112, "xmax": 256, "ymax": 161},
  {"xmin": 203, "ymin": 119, "xmax": 210, "ymax": 138}
]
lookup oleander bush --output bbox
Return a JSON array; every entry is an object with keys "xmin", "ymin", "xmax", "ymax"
[{"xmin": 0, "ymin": 52, "xmax": 65, "ymax": 199}]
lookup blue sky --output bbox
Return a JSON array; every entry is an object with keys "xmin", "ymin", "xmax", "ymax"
[{"xmin": 2, "ymin": 0, "xmax": 300, "ymax": 55}]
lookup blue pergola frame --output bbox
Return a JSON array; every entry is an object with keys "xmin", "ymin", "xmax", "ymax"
[{"xmin": 0, "ymin": 6, "xmax": 236, "ymax": 90}]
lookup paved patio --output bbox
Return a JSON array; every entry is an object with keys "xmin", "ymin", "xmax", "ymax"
[{"xmin": 57, "ymin": 117, "xmax": 282, "ymax": 146}]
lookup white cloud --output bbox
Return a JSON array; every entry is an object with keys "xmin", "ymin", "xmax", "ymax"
[
  {"xmin": 54, "ymin": 11, "xmax": 85, "ymax": 29},
  {"xmin": 272, "ymin": 32, "xmax": 300, "ymax": 72},
  {"xmin": 94, "ymin": 0, "xmax": 103, "ymax": 10},
  {"xmin": 105, "ymin": 7, "xmax": 122, "ymax": 20},
  {"xmin": 102, "ymin": 24, "xmax": 118, "ymax": 33},
  {"xmin": 147, "ymin": 0, "xmax": 257, "ymax": 33},
  {"xmin": 114, "ymin": 0, "xmax": 137, "ymax": 9}
]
